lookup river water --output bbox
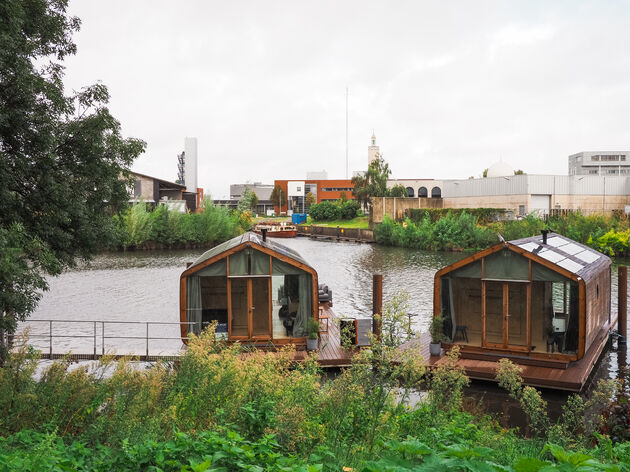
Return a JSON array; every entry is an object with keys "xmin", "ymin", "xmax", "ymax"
[{"xmin": 24, "ymin": 236, "xmax": 629, "ymax": 425}]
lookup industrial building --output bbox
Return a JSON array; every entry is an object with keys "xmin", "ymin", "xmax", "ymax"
[
  {"xmin": 128, "ymin": 171, "xmax": 203, "ymax": 212},
  {"xmin": 569, "ymin": 151, "xmax": 630, "ymax": 176},
  {"xmin": 374, "ymin": 172, "xmax": 630, "ymax": 223}
]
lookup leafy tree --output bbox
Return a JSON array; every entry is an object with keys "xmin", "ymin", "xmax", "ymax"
[
  {"xmin": 389, "ymin": 184, "xmax": 407, "ymax": 198},
  {"xmin": 0, "ymin": 0, "xmax": 145, "ymax": 363},
  {"xmin": 238, "ymin": 188, "xmax": 258, "ymax": 213},
  {"xmin": 351, "ymin": 156, "xmax": 391, "ymax": 216},
  {"xmin": 270, "ymin": 184, "xmax": 287, "ymax": 210},
  {"xmin": 514, "ymin": 169, "xmax": 525, "ymax": 175},
  {"xmin": 482, "ymin": 168, "xmax": 489, "ymax": 178},
  {"xmin": 305, "ymin": 191, "xmax": 316, "ymax": 209},
  {"xmin": 338, "ymin": 191, "xmax": 348, "ymax": 202}
]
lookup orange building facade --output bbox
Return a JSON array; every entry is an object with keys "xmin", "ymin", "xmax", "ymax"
[{"xmin": 273, "ymin": 179, "xmax": 355, "ymax": 214}]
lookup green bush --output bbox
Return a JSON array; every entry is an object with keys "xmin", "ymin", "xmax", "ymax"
[
  {"xmin": 308, "ymin": 201, "xmax": 341, "ymax": 221},
  {"xmin": 340, "ymin": 200, "xmax": 360, "ymax": 220},
  {"xmin": 112, "ymin": 199, "xmax": 246, "ymax": 249},
  {"xmin": 0, "ymin": 330, "xmax": 628, "ymax": 470},
  {"xmin": 377, "ymin": 211, "xmax": 630, "ymax": 257}
]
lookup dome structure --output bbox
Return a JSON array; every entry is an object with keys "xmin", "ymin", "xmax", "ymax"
[{"xmin": 486, "ymin": 161, "xmax": 514, "ymax": 178}]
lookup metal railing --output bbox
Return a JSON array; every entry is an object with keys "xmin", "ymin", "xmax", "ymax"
[{"xmin": 16, "ymin": 319, "xmax": 203, "ymax": 360}]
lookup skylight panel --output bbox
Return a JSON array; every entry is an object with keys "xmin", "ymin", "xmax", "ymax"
[
  {"xmin": 546, "ymin": 236, "xmax": 568, "ymax": 248},
  {"xmin": 557, "ymin": 259, "xmax": 585, "ymax": 274},
  {"xmin": 575, "ymin": 250, "xmax": 600, "ymax": 264},
  {"xmin": 538, "ymin": 249, "xmax": 565, "ymax": 263},
  {"xmin": 560, "ymin": 243, "xmax": 583, "ymax": 256},
  {"xmin": 518, "ymin": 242, "xmax": 539, "ymax": 252}
]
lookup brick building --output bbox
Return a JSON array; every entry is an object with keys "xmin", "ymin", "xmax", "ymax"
[{"xmin": 273, "ymin": 179, "xmax": 355, "ymax": 214}]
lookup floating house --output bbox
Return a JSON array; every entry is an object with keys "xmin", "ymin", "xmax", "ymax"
[
  {"xmin": 180, "ymin": 232, "xmax": 319, "ymax": 345},
  {"xmin": 434, "ymin": 231, "xmax": 612, "ymax": 391}
]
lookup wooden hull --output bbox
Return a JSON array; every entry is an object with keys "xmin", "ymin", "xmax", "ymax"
[{"xmin": 253, "ymin": 227, "xmax": 297, "ymax": 238}]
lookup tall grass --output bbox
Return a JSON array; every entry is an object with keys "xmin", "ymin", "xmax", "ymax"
[
  {"xmin": 111, "ymin": 199, "xmax": 250, "ymax": 249},
  {"xmin": 0, "ymin": 325, "xmax": 628, "ymax": 470},
  {"xmin": 375, "ymin": 211, "xmax": 630, "ymax": 256}
]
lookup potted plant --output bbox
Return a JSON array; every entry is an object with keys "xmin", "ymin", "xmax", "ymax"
[
  {"xmin": 429, "ymin": 314, "xmax": 446, "ymax": 356},
  {"xmin": 306, "ymin": 318, "xmax": 320, "ymax": 351}
]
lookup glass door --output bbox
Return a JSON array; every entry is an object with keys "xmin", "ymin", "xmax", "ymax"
[
  {"xmin": 230, "ymin": 278, "xmax": 248, "ymax": 337},
  {"xmin": 484, "ymin": 281, "xmax": 504, "ymax": 346},
  {"xmin": 229, "ymin": 277, "xmax": 271, "ymax": 340},
  {"xmin": 483, "ymin": 281, "xmax": 530, "ymax": 350},
  {"xmin": 251, "ymin": 278, "xmax": 270, "ymax": 337},
  {"xmin": 507, "ymin": 284, "xmax": 528, "ymax": 348}
]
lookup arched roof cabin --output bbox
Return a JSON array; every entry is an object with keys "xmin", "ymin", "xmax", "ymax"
[
  {"xmin": 434, "ymin": 232, "xmax": 611, "ymax": 366},
  {"xmin": 180, "ymin": 232, "xmax": 318, "ymax": 346}
]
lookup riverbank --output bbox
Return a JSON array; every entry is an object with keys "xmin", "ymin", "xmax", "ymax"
[
  {"xmin": 375, "ymin": 211, "xmax": 630, "ymax": 257},
  {"xmin": 0, "ymin": 332, "xmax": 628, "ymax": 471},
  {"xmin": 108, "ymin": 201, "xmax": 250, "ymax": 251}
]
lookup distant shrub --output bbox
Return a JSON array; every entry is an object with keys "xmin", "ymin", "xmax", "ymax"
[
  {"xmin": 340, "ymin": 200, "xmax": 360, "ymax": 220},
  {"xmin": 408, "ymin": 208, "xmax": 506, "ymax": 225},
  {"xmin": 309, "ymin": 201, "xmax": 341, "ymax": 221}
]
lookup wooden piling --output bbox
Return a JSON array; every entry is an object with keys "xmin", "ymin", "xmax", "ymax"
[
  {"xmin": 373, "ymin": 274, "xmax": 383, "ymax": 341},
  {"xmin": 619, "ymin": 265, "xmax": 627, "ymax": 344}
]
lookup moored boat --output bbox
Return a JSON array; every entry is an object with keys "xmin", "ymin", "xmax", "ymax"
[{"xmin": 253, "ymin": 222, "xmax": 297, "ymax": 238}]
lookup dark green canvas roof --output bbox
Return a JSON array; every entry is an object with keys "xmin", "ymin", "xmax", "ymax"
[{"xmin": 189, "ymin": 232, "xmax": 313, "ymax": 270}]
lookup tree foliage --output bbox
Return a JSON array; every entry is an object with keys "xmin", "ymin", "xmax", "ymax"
[
  {"xmin": 237, "ymin": 187, "xmax": 258, "ymax": 213},
  {"xmin": 0, "ymin": 0, "xmax": 145, "ymax": 362},
  {"xmin": 305, "ymin": 191, "xmax": 316, "ymax": 208},
  {"xmin": 389, "ymin": 184, "xmax": 407, "ymax": 198},
  {"xmin": 351, "ymin": 156, "xmax": 391, "ymax": 214},
  {"xmin": 270, "ymin": 184, "xmax": 286, "ymax": 209}
]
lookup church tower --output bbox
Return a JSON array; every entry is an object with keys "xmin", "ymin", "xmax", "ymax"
[{"xmin": 368, "ymin": 131, "xmax": 380, "ymax": 165}]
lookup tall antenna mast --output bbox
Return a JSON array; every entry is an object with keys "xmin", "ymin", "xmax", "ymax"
[{"xmin": 345, "ymin": 86, "xmax": 349, "ymax": 179}]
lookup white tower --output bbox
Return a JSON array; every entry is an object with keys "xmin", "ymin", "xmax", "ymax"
[
  {"xmin": 184, "ymin": 137, "xmax": 198, "ymax": 191},
  {"xmin": 368, "ymin": 132, "xmax": 380, "ymax": 165}
]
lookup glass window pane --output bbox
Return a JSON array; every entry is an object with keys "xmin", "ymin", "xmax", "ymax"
[
  {"xmin": 252, "ymin": 278, "xmax": 270, "ymax": 336},
  {"xmin": 230, "ymin": 278, "xmax": 248, "ymax": 336},
  {"xmin": 485, "ymin": 282, "xmax": 503, "ymax": 344}
]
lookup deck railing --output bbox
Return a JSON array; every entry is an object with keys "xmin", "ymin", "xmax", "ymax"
[{"xmin": 15, "ymin": 319, "xmax": 203, "ymax": 360}]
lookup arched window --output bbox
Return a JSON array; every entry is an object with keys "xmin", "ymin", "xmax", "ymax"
[
  {"xmin": 418, "ymin": 187, "xmax": 428, "ymax": 198},
  {"xmin": 431, "ymin": 186, "xmax": 442, "ymax": 198},
  {"xmin": 406, "ymin": 187, "xmax": 414, "ymax": 197}
]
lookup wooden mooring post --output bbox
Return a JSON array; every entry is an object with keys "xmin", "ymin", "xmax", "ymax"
[
  {"xmin": 619, "ymin": 265, "xmax": 627, "ymax": 344},
  {"xmin": 373, "ymin": 274, "xmax": 382, "ymax": 342}
]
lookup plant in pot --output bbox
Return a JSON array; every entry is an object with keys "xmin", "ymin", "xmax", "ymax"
[
  {"xmin": 429, "ymin": 314, "xmax": 446, "ymax": 356},
  {"xmin": 306, "ymin": 318, "xmax": 320, "ymax": 351}
]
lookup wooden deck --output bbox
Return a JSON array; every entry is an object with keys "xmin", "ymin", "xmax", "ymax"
[
  {"xmin": 315, "ymin": 304, "xmax": 354, "ymax": 366},
  {"xmin": 401, "ymin": 318, "xmax": 614, "ymax": 392}
]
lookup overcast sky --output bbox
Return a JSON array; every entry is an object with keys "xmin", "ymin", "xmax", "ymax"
[{"xmin": 63, "ymin": 1, "xmax": 630, "ymax": 198}]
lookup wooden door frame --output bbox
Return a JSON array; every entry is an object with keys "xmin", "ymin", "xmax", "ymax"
[
  {"xmin": 482, "ymin": 280, "xmax": 531, "ymax": 352},
  {"xmin": 228, "ymin": 276, "xmax": 272, "ymax": 342}
]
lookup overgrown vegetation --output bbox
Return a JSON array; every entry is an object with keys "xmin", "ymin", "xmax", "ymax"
[
  {"xmin": 0, "ymin": 320, "xmax": 629, "ymax": 470},
  {"xmin": 376, "ymin": 211, "xmax": 630, "ymax": 256},
  {"xmin": 110, "ymin": 200, "xmax": 251, "ymax": 250},
  {"xmin": 0, "ymin": 0, "xmax": 145, "ymax": 365},
  {"xmin": 309, "ymin": 200, "xmax": 361, "ymax": 221}
]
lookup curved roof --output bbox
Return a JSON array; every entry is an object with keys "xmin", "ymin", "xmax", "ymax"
[
  {"xmin": 437, "ymin": 232, "xmax": 610, "ymax": 285},
  {"xmin": 189, "ymin": 232, "xmax": 314, "ymax": 271},
  {"xmin": 508, "ymin": 233, "xmax": 611, "ymax": 283},
  {"xmin": 486, "ymin": 161, "xmax": 514, "ymax": 178}
]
